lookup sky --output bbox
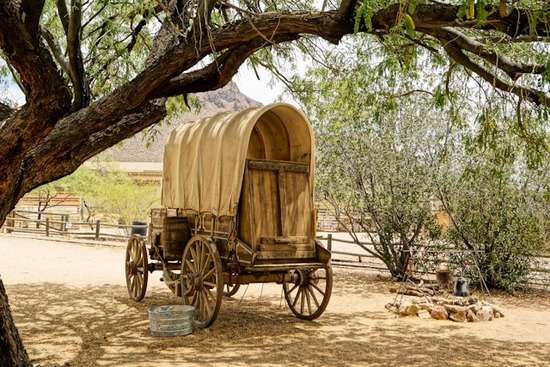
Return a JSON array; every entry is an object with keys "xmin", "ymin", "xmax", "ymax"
[{"xmin": 234, "ymin": 64, "xmax": 287, "ymax": 105}]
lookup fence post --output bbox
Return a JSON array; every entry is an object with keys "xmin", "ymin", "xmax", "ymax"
[
  {"xmin": 327, "ymin": 233, "xmax": 332, "ymax": 252},
  {"xmin": 45, "ymin": 218, "xmax": 50, "ymax": 237},
  {"xmin": 95, "ymin": 220, "xmax": 100, "ymax": 240}
]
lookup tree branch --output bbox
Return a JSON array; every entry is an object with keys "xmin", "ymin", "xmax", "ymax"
[
  {"xmin": 24, "ymin": 102, "xmax": 166, "ymax": 191},
  {"xmin": 435, "ymin": 27, "xmax": 546, "ymax": 79},
  {"xmin": 42, "ymin": 28, "xmax": 71, "ymax": 76},
  {"xmin": 154, "ymin": 35, "xmax": 298, "ymax": 98},
  {"xmin": 127, "ymin": 19, "xmax": 147, "ymax": 53},
  {"xmin": 56, "ymin": 0, "xmax": 70, "ymax": 34},
  {"xmin": 442, "ymin": 42, "xmax": 550, "ymax": 106},
  {"xmin": 66, "ymin": 0, "xmax": 90, "ymax": 108},
  {"xmin": 0, "ymin": 101, "xmax": 13, "ymax": 121},
  {"xmin": 338, "ymin": 0, "xmax": 357, "ymax": 19}
]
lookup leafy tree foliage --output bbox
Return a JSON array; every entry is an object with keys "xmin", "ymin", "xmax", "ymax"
[
  {"xmin": 35, "ymin": 157, "xmax": 160, "ymax": 224},
  {"xmin": 440, "ymin": 136, "xmax": 549, "ymax": 291},
  {"xmin": 293, "ymin": 35, "xmax": 548, "ymax": 286}
]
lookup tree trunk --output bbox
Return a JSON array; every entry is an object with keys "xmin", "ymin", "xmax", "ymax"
[{"xmin": 0, "ymin": 277, "xmax": 31, "ymax": 367}]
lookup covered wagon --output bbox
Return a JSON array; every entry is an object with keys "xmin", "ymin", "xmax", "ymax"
[{"xmin": 125, "ymin": 103, "xmax": 332, "ymax": 327}]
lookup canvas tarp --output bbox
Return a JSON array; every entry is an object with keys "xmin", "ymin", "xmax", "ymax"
[{"xmin": 161, "ymin": 103, "xmax": 314, "ymax": 217}]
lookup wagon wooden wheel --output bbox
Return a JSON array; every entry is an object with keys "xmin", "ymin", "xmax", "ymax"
[
  {"xmin": 283, "ymin": 265, "xmax": 333, "ymax": 320},
  {"xmin": 181, "ymin": 235, "xmax": 223, "ymax": 328},
  {"xmin": 223, "ymin": 282, "xmax": 240, "ymax": 297},
  {"xmin": 125, "ymin": 235, "xmax": 148, "ymax": 301}
]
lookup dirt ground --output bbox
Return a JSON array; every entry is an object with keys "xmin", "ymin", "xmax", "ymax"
[{"xmin": 2, "ymin": 234, "xmax": 550, "ymax": 367}]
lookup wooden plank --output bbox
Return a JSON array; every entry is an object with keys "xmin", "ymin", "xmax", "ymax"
[
  {"xmin": 260, "ymin": 236, "xmax": 309, "ymax": 244},
  {"xmin": 259, "ymin": 242, "xmax": 313, "ymax": 252},
  {"xmin": 277, "ymin": 169, "xmax": 286, "ymax": 236},
  {"xmin": 257, "ymin": 250, "xmax": 316, "ymax": 259},
  {"xmin": 248, "ymin": 159, "xmax": 309, "ymax": 173}
]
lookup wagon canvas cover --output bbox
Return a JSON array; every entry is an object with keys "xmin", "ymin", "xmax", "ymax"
[{"xmin": 161, "ymin": 103, "xmax": 314, "ymax": 217}]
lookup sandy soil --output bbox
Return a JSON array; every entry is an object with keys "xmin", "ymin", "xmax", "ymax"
[{"xmin": 2, "ymin": 235, "xmax": 550, "ymax": 367}]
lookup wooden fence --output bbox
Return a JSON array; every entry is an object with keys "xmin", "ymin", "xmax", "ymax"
[
  {"xmin": 317, "ymin": 233, "xmax": 550, "ymax": 290},
  {"xmin": 2, "ymin": 210, "xmax": 549, "ymax": 290},
  {"xmin": 2, "ymin": 210, "xmax": 146, "ymax": 241}
]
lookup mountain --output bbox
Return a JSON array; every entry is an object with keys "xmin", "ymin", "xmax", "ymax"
[{"xmin": 108, "ymin": 82, "xmax": 261, "ymax": 162}]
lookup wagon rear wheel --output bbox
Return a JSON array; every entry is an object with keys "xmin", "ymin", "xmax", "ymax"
[
  {"xmin": 283, "ymin": 265, "xmax": 332, "ymax": 320},
  {"xmin": 181, "ymin": 236, "xmax": 223, "ymax": 328},
  {"xmin": 125, "ymin": 235, "xmax": 148, "ymax": 301}
]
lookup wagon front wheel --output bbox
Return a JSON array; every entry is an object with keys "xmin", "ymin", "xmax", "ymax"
[
  {"xmin": 283, "ymin": 266, "xmax": 333, "ymax": 320},
  {"xmin": 181, "ymin": 236, "xmax": 223, "ymax": 328},
  {"xmin": 125, "ymin": 235, "xmax": 148, "ymax": 302}
]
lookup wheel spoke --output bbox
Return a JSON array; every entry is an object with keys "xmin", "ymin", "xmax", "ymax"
[
  {"xmin": 292, "ymin": 287, "xmax": 302, "ymax": 307},
  {"xmin": 203, "ymin": 266, "xmax": 215, "ymax": 281},
  {"xmin": 203, "ymin": 281, "xmax": 216, "ymax": 289},
  {"xmin": 310, "ymin": 282, "xmax": 325, "ymax": 297},
  {"xmin": 184, "ymin": 258, "xmax": 195, "ymax": 272},
  {"xmin": 131, "ymin": 276, "xmax": 137, "ymax": 295},
  {"xmin": 202, "ymin": 289, "xmax": 212, "ymax": 317},
  {"xmin": 201, "ymin": 252, "xmax": 211, "ymax": 275},
  {"xmin": 132, "ymin": 241, "xmax": 139, "ymax": 261},
  {"xmin": 300, "ymin": 286, "xmax": 305, "ymax": 314},
  {"xmin": 304, "ymin": 286, "xmax": 312, "ymax": 315},
  {"xmin": 199, "ymin": 242, "xmax": 207, "ymax": 273},
  {"xmin": 190, "ymin": 246, "xmax": 199, "ymax": 269},
  {"xmin": 307, "ymin": 285, "xmax": 320, "ymax": 308},
  {"xmin": 287, "ymin": 283, "xmax": 299, "ymax": 295},
  {"xmin": 204, "ymin": 288, "xmax": 215, "ymax": 302},
  {"xmin": 135, "ymin": 245, "xmax": 142, "ymax": 263}
]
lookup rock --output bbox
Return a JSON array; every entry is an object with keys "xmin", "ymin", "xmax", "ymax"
[
  {"xmin": 446, "ymin": 305, "xmax": 467, "ymax": 322},
  {"xmin": 430, "ymin": 305, "xmax": 449, "ymax": 320},
  {"xmin": 468, "ymin": 304, "xmax": 482, "ymax": 314},
  {"xmin": 399, "ymin": 303, "xmax": 420, "ymax": 316},
  {"xmin": 492, "ymin": 305, "xmax": 505, "ymax": 318},
  {"xmin": 443, "ymin": 304, "xmax": 468, "ymax": 314},
  {"xmin": 477, "ymin": 305, "xmax": 494, "ymax": 321},
  {"xmin": 416, "ymin": 303, "xmax": 432, "ymax": 311},
  {"xmin": 418, "ymin": 310, "xmax": 431, "ymax": 319},
  {"xmin": 466, "ymin": 309, "xmax": 479, "ymax": 322}
]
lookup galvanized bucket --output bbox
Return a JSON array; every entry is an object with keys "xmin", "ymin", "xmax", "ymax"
[{"xmin": 148, "ymin": 305, "xmax": 195, "ymax": 336}]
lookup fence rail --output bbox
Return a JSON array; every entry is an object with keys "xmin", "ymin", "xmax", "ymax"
[
  {"xmin": 2, "ymin": 210, "xmax": 146, "ymax": 241},
  {"xmin": 317, "ymin": 233, "xmax": 550, "ymax": 290},
  {"xmin": 2, "ymin": 210, "xmax": 549, "ymax": 290}
]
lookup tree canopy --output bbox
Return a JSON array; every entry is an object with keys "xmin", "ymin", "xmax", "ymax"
[{"xmin": 1, "ymin": 0, "xmax": 550, "ymax": 227}]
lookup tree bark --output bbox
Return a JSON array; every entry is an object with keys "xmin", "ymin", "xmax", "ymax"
[{"xmin": 0, "ymin": 278, "xmax": 31, "ymax": 367}]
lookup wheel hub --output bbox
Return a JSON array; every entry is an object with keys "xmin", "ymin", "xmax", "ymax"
[
  {"xmin": 183, "ymin": 272, "xmax": 203, "ymax": 294},
  {"xmin": 128, "ymin": 261, "xmax": 137, "ymax": 275},
  {"xmin": 193, "ymin": 273, "xmax": 204, "ymax": 289}
]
